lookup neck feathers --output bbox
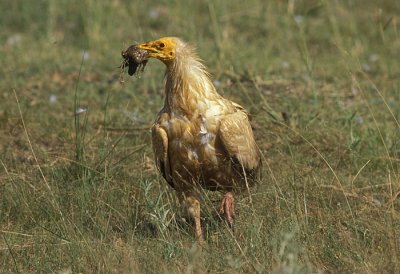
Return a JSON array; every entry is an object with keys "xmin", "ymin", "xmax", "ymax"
[{"xmin": 164, "ymin": 42, "xmax": 219, "ymax": 114}]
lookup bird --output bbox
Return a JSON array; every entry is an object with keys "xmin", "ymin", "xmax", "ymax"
[{"xmin": 121, "ymin": 37, "xmax": 261, "ymax": 243}]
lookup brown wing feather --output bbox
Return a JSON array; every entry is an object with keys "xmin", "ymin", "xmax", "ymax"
[
  {"xmin": 218, "ymin": 109, "xmax": 261, "ymax": 178},
  {"xmin": 152, "ymin": 124, "xmax": 174, "ymax": 188}
]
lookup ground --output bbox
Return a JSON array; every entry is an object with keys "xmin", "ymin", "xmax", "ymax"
[{"xmin": 0, "ymin": 0, "xmax": 399, "ymax": 273}]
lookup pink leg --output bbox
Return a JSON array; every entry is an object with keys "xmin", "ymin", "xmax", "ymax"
[
  {"xmin": 219, "ymin": 192, "xmax": 235, "ymax": 227},
  {"xmin": 183, "ymin": 195, "xmax": 204, "ymax": 244}
]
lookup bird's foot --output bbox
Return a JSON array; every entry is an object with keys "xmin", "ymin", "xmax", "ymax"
[
  {"xmin": 219, "ymin": 192, "xmax": 235, "ymax": 228},
  {"xmin": 183, "ymin": 195, "xmax": 204, "ymax": 244}
]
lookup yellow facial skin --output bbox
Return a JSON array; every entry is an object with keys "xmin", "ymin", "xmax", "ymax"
[{"xmin": 138, "ymin": 37, "xmax": 177, "ymax": 62}]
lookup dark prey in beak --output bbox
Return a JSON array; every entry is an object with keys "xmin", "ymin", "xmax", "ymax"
[{"xmin": 121, "ymin": 45, "xmax": 149, "ymax": 76}]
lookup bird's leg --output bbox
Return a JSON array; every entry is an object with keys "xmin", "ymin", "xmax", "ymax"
[
  {"xmin": 219, "ymin": 192, "xmax": 235, "ymax": 228},
  {"xmin": 183, "ymin": 195, "xmax": 203, "ymax": 244}
]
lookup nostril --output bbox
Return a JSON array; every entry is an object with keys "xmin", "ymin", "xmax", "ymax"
[{"xmin": 159, "ymin": 42, "xmax": 165, "ymax": 48}]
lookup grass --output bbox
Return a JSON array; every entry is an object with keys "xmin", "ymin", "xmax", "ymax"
[{"xmin": 1, "ymin": 0, "xmax": 399, "ymax": 273}]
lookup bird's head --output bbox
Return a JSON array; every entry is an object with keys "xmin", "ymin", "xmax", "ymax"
[
  {"xmin": 137, "ymin": 37, "xmax": 177, "ymax": 63},
  {"xmin": 121, "ymin": 37, "xmax": 178, "ymax": 75}
]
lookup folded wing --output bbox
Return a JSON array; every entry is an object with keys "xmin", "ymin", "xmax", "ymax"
[
  {"xmin": 152, "ymin": 124, "xmax": 174, "ymax": 188},
  {"xmin": 218, "ymin": 109, "xmax": 261, "ymax": 181}
]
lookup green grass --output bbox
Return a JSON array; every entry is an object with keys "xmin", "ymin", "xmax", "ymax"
[{"xmin": 1, "ymin": 0, "xmax": 400, "ymax": 273}]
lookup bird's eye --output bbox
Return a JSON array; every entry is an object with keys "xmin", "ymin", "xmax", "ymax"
[{"xmin": 159, "ymin": 42, "xmax": 165, "ymax": 48}]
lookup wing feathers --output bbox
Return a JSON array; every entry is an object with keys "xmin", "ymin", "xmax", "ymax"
[
  {"xmin": 218, "ymin": 110, "xmax": 261, "ymax": 172},
  {"xmin": 152, "ymin": 125, "xmax": 174, "ymax": 187}
]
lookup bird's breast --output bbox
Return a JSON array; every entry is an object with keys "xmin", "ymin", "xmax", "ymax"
[
  {"xmin": 162, "ymin": 112, "xmax": 222, "ymax": 176},
  {"xmin": 155, "ymin": 96, "xmax": 239, "ymax": 190}
]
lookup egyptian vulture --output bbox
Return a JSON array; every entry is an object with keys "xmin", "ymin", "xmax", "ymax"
[{"xmin": 121, "ymin": 37, "xmax": 261, "ymax": 242}]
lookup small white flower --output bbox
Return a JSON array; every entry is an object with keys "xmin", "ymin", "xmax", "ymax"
[
  {"xmin": 369, "ymin": 54, "xmax": 379, "ymax": 62},
  {"xmin": 362, "ymin": 63, "xmax": 371, "ymax": 72},
  {"xmin": 49, "ymin": 95, "xmax": 57, "ymax": 103},
  {"xmin": 149, "ymin": 9, "xmax": 160, "ymax": 19},
  {"xmin": 294, "ymin": 15, "xmax": 304, "ymax": 24},
  {"xmin": 75, "ymin": 107, "xmax": 87, "ymax": 115},
  {"xmin": 80, "ymin": 51, "xmax": 90, "ymax": 61},
  {"xmin": 281, "ymin": 61, "xmax": 289, "ymax": 69},
  {"xmin": 353, "ymin": 115, "xmax": 363, "ymax": 125},
  {"xmin": 7, "ymin": 34, "xmax": 22, "ymax": 46},
  {"xmin": 213, "ymin": 80, "xmax": 221, "ymax": 87}
]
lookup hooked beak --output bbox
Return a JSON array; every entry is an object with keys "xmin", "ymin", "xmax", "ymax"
[
  {"xmin": 137, "ymin": 41, "xmax": 160, "ymax": 58},
  {"xmin": 137, "ymin": 38, "xmax": 175, "ymax": 62}
]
